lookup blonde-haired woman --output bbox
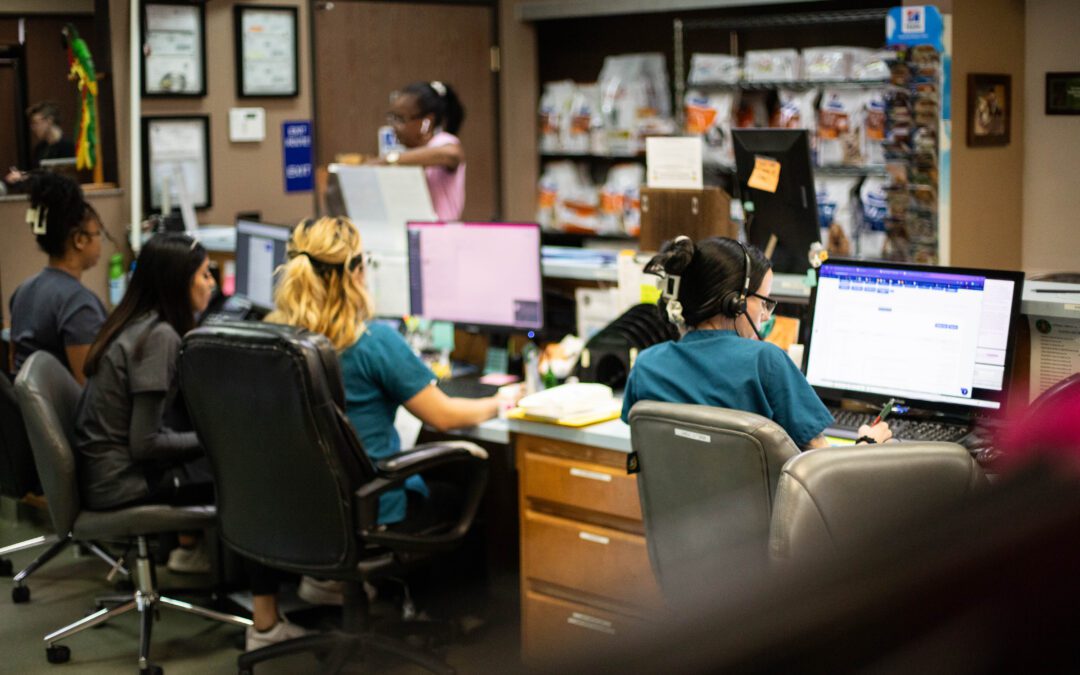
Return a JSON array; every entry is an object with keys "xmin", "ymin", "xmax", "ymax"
[{"xmin": 268, "ymin": 216, "xmax": 508, "ymax": 526}]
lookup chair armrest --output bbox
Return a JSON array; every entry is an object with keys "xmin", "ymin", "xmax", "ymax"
[{"xmin": 355, "ymin": 441, "xmax": 489, "ymax": 553}]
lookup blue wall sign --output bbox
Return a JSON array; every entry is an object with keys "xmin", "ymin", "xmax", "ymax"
[{"xmin": 282, "ymin": 121, "xmax": 313, "ymax": 192}]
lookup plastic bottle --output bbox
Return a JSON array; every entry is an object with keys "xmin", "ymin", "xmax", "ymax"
[{"xmin": 108, "ymin": 253, "xmax": 126, "ymax": 307}]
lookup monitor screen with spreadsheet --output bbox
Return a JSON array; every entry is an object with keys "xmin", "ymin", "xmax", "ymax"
[
  {"xmin": 406, "ymin": 221, "xmax": 544, "ymax": 332},
  {"xmin": 804, "ymin": 260, "xmax": 1024, "ymax": 412},
  {"xmin": 234, "ymin": 220, "xmax": 292, "ymax": 309}
]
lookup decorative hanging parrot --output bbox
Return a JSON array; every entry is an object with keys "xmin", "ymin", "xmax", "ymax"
[{"xmin": 63, "ymin": 23, "xmax": 97, "ymax": 171}]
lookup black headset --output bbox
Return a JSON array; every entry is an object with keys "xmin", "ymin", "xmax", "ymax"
[{"xmin": 720, "ymin": 240, "xmax": 752, "ymax": 319}]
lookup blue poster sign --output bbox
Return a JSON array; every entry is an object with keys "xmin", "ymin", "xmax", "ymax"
[
  {"xmin": 282, "ymin": 121, "xmax": 313, "ymax": 192},
  {"xmin": 886, "ymin": 5, "xmax": 944, "ymax": 51}
]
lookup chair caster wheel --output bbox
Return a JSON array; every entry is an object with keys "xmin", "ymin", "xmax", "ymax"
[
  {"xmin": 46, "ymin": 645, "xmax": 70, "ymax": 664},
  {"xmin": 13, "ymin": 585, "xmax": 30, "ymax": 603},
  {"xmin": 0, "ymin": 557, "xmax": 13, "ymax": 576},
  {"xmin": 140, "ymin": 664, "xmax": 163, "ymax": 675}
]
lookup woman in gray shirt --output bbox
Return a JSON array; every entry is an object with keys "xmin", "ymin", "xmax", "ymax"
[{"xmin": 9, "ymin": 172, "xmax": 107, "ymax": 383}]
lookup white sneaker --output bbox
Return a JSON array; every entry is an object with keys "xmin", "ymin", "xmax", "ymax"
[
  {"xmin": 166, "ymin": 540, "xmax": 211, "ymax": 574},
  {"xmin": 245, "ymin": 617, "xmax": 308, "ymax": 651},
  {"xmin": 297, "ymin": 576, "xmax": 346, "ymax": 606}
]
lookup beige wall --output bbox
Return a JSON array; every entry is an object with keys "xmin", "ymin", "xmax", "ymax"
[
  {"xmin": 1, "ymin": 0, "xmax": 314, "ymax": 315},
  {"xmin": 947, "ymin": 0, "xmax": 1025, "ymax": 271},
  {"xmin": 1022, "ymin": 0, "xmax": 1080, "ymax": 274},
  {"xmin": 499, "ymin": 0, "xmax": 540, "ymax": 222}
]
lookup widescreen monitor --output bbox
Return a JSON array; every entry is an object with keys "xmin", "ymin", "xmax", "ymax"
[
  {"xmin": 234, "ymin": 220, "xmax": 291, "ymax": 309},
  {"xmin": 733, "ymin": 128, "xmax": 820, "ymax": 275},
  {"xmin": 804, "ymin": 259, "xmax": 1025, "ymax": 414},
  {"xmin": 406, "ymin": 221, "xmax": 544, "ymax": 332}
]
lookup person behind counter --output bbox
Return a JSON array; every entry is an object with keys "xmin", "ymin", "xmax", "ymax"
[
  {"xmin": 621, "ymin": 235, "xmax": 892, "ymax": 449},
  {"xmin": 371, "ymin": 80, "xmax": 466, "ymax": 220},
  {"xmin": 5, "ymin": 102, "xmax": 76, "ymax": 186},
  {"xmin": 9, "ymin": 172, "xmax": 107, "ymax": 383}
]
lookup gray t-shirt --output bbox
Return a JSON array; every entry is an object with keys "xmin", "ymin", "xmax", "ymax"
[
  {"xmin": 10, "ymin": 267, "xmax": 107, "ymax": 374},
  {"xmin": 75, "ymin": 313, "xmax": 187, "ymax": 509}
]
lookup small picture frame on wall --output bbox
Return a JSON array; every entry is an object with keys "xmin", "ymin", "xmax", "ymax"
[
  {"xmin": 142, "ymin": 115, "xmax": 212, "ymax": 214},
  {"xmin": 967, "ymin": 73, "xmax": 1011, "ymax": 147},
  {"xmin": 234, "ymin": 5, "xmax": 300, "ymax": 98},
  {"xmin": 1046, "ymin": 72, "xmax": 1080, "ymax": 115},
  {"xmin": 141, "ymin": 1, "xmax": 207, "ymax": 97}
]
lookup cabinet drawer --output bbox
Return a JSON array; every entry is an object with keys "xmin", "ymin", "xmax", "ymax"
[
  {"xmin": 522, "ymin": 510, "xmax": 663, "ymax": 609},
  {"xmin": 522, "ymin": 450, "xmax": 642, "ymax": 521},
  {"xmin": 522, "ymin": 590, "xmax": 650, "ymax": 665}
]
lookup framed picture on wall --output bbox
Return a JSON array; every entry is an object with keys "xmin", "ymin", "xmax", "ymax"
[
  {"xmin": 234, "ymin": 5, "xmax": 299, "ymax": 98},
  {"xmin": 967, "ymin": 73, "xmax": 1011, "ymax": 147},
  {"xmin": 141, "ymin": 1, "xmax": 207, "ymax": 97},
  {"xmin": 142, "ymin": 115, "xmax": 212, "ymax": 214},
  {"xmin": 1046, "ymin": 72, "xmax": 1080, "ymax": 115}
]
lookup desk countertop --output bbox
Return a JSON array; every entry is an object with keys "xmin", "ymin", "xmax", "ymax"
[{"xmin": 445, "ymin": 415, "xmax": 632, "ymax": 454}]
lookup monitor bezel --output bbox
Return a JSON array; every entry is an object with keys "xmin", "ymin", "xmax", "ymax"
[
  {"xmin": 233, "ymin": 219, "xmax": 293, "ymax": 303},
  {"xmin": 803, "ymin": 257, "xmax": 1026, "ymax": 418},
  {"xmin": 405, "ymin": 220, "xmax": 545, "ymax": 335}
]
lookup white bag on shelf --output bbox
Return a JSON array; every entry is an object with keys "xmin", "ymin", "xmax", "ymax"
[
  {"xmin": 744, "ymin": 49, "xmax": 801, "ymax": 81},
  {"xmin": 688, "ymin": 53, "xmax": 741, "ymax": 84}
]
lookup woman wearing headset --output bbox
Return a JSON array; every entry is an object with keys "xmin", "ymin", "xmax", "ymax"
[
  {"xmin": 620, "ymin": 235, "xmax": 892, "ymax": 449},
  {"xmin": 374, "ymin": 80, "xmax": 466, "ymax": 220}
]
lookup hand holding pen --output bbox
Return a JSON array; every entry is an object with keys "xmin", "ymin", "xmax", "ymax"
[{"xmin": 858, "ymin": 397, "xmax": 897, "ymax": 444}]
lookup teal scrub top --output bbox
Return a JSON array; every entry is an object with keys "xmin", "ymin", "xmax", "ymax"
[
  {"xmin": 340, "ymin": 323, "xmax": 435, "ymax": 524},
  {"xmin": 621, "ymin": 329, "xmax": 833, "ymax": 448}
]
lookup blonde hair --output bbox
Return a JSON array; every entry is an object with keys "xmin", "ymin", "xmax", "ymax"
[{"xmin": 266, "ymin": 216, "xmax": 374, "ymax": 350}]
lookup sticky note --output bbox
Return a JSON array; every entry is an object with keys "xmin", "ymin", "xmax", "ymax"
[
  {"xmin": 431, "ymin": 321, "xmax": 455, "ymax": 351},
  {"xmin": 641, "ymin": 284, "xmax": 661, "ymax": 305},
  {"xmin": 747, "ymin": 155, "xmax": 781, "ymax": 193}
]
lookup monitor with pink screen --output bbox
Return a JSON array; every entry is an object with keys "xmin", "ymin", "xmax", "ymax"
[{"xmin": 406, "ymin": 221, "xmax": 544, "ymax": 332}]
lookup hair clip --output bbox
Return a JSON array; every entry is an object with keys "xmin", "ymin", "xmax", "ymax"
[
  {"xmin": 26, "ymin": 206, "xmax": 47, "ymax": 235},
  {"xmin": 430, "ymin": 80, "xmax": 446, "ymax": 97},
  {"xmin": 666, "ymin": 299, "xmax": 686, "ymax": 328}
]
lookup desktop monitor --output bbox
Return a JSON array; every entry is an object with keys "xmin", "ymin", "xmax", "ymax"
[
  {"xmin": 406, "ymin": 221, "xmax": 544, "ymax": 332},
  {"xmin": 733, "ymin": 129, "xmax": 821, "ymax": 275},
  {"xmin": 234, "ymin": 219, "xmax": 292, "ymax": 309},
  {"xmin": 804, "ymin": 259, "xmax": 1025, "ymax": 415}
]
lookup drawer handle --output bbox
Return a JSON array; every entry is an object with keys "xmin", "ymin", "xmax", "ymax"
[
  {"xmin": 567, "ymin": 612, "xmax": 616, "ymax": 635},
  {"xmin": 569, "ymin": 467, "xmax": 612, "ymax": 482},
  {"xmin": 579, "ymin": 531, "xmax": 610, "ymax": 545}
]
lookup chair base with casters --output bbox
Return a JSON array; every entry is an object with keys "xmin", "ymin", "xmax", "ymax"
[
  {"xmin": 42, "ymin": 533, "xmax": 252, "ymax": 673},
  {"xmin": 3, "ymin": 532, "xmax": 130, "ymax": 603}
]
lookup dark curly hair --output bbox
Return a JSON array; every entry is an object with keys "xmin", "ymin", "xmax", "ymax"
[
  {"xmin": 400, "ymin": 81, "xmax": 465, "ymax": 136},
  {"xmin": 644, "ymin": 236, "xmax": 771, "ymax": 327},
  {"xmin": 27, "ymin": 171, "xmax": 99, "ymax": 258}
]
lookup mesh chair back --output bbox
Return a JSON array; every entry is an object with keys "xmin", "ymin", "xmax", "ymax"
[
  {"xmin": 628, "ymin": 401, "xmax": 800, "ymax": 601},
  {"xmin": 0, "ymin": 372, "xmax": 40, "ymax": 498},
  {"xmin": 13, "ymin": 352, "xmax": 83, "ymax": 535},
  {"xmin": 179, "ymin": 321, "xmax": 375, "ymax": 575}
]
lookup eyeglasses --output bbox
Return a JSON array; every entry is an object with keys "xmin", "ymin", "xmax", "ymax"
[
  {"xmin": 751, "ymin": 292, "xmax": 777, "ymax": 315},
  {"xmin": 78, "ymin": 227, "xmax": 115, "ymax": 244},
  {"xmin": 385, "ymin": 112, "xmax": 423, "ymax": 126}
]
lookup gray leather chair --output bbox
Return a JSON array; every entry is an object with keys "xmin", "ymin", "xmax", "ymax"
[
  {"xmin": 769, "ymin": 443, "xmax": 988, "ymax": 565},
  {"xmin": 627, "ymin": 401, "xmax": 801, "ymax": 604},
  {"xmin": 15, "ymin": 351, "xmax": 250, "ymax": 673},
  {"xmin": 0, "ymin": 371, "xmax": 129, "ymax": 602}
]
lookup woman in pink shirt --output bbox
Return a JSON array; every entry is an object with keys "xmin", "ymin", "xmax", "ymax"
[{"xmin": 377, "ymin": 81, "xmax": 466, "ymax": 220}]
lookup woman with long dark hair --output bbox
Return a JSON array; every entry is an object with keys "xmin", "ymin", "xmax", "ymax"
[{"xmin": 375, "ymin": 80, "xmax": 467, "ymax": 220}]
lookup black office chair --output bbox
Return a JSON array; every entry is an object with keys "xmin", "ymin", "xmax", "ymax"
[
  {"xmin": 768, "ymin": 443, "xmax": 988, "ymax": 564},
  {"xmin": 627, "ymin": 401, "xmax": 800, "ymax": 606},
  {"xmin": 15, "ymin": 351, "xmax": 250, "ymax": 673},
  {"xmin": 0, "ymin": 369, "xmax": 129, "ymax": 601},
  {"xmin": 178, "ymin": 321, "xmax": 489, "ymax": 675}
]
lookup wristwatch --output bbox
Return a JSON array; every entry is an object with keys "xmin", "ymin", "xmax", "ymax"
[{"xmin": 385, "ymin": 151, "xmax": 401, "ymax": 165}]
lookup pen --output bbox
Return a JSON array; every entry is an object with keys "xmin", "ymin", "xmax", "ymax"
[{"xmin": 871, "ymin": 397, "xmax": 898, "ymax": 427}]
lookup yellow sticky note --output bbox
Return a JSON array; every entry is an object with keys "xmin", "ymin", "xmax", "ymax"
[
  {"xmin": 640, "ymin": 284, "xmax": 661, "ymax": 305},
  {"xmin": 747, "ymin": 155, "xmax": 781, "ymax": 193}
]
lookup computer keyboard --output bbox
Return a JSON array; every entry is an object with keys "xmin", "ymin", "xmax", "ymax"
[
  {"xmin": 437, "ymin": 378, "xmax": 500, "ymax": 399},
  {"xmin": 828, "ymin": 408, "xmax": 970, "ymax": 443}
]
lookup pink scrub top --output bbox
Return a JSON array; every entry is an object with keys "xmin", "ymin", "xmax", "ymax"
[{"xmin": 424, "ymin": 131, "xmax": 466, "ymax": 221}]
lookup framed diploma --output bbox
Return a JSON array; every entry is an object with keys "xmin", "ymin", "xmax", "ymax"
[
  {"xmin": 141, "ymin": 1, "xmax": 207, "ymax": 97},
  {"xmin": 234, "ymin": 5, "xmax": 299, "ymax": 98},
  {"xmin": 142, "ymin": 116, "xmax": 212, "ymax": 214}
]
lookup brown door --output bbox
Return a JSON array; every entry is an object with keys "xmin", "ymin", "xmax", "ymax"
[{"xmin": 313, "ymin": 1, "xmax": 498, "ymax": 220}]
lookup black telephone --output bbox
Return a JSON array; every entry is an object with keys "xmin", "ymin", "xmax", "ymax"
[{"xmin": 199, "ymin": 292, "xmax": 269, "ymax": 326}]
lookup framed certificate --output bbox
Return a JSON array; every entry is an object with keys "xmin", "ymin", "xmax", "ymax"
[
  {"xmin": 142, "ymin": 116, "xmax": 212, "ymax": 213},
  {"xmin": 234, "ymin": 5, "xmax": 299, "ymax": 98},
  {"xmin": 141, "ymin": 1, "xmax": 207, "ymax": 97}
]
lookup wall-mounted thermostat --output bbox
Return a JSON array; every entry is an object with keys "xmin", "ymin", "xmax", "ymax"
[{"xmin": 229, "ymin": 107, "xmax": 266, "ymax": 142}]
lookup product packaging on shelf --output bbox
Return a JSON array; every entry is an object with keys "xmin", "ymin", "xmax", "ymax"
[
  {"xmin": 816, "ymin": 176, "xmax": 860, "ymax": 255},
  {"xmin": 598, "ymin": 53, "xmax": 673, "ymax": 156},
  {"xmin": 688, "ymin": 53, "xmax": 741, "ymax": 84},
  {"xmin": 858, "ymin": 176, "xmax": 889, "ymax": 258},
  {"xmin": 538, "ymin": 80, "xmax": 575, "ymax": 153},
  {"xmin": 684, "ymin": 89, "xmax": 737, "ymax": 167},
  {"xmin": 818, "ymin": 90, "xmax": 865, "ymax": 165},
  {"xmin": 743, "ymin": 49, "xmax": 801, "ymax": 82}
]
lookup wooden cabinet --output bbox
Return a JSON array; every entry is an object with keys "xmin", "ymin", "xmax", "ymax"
[{"xmin": 516, "ymin": 433, "xmax": 663, "ymax": 665}]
